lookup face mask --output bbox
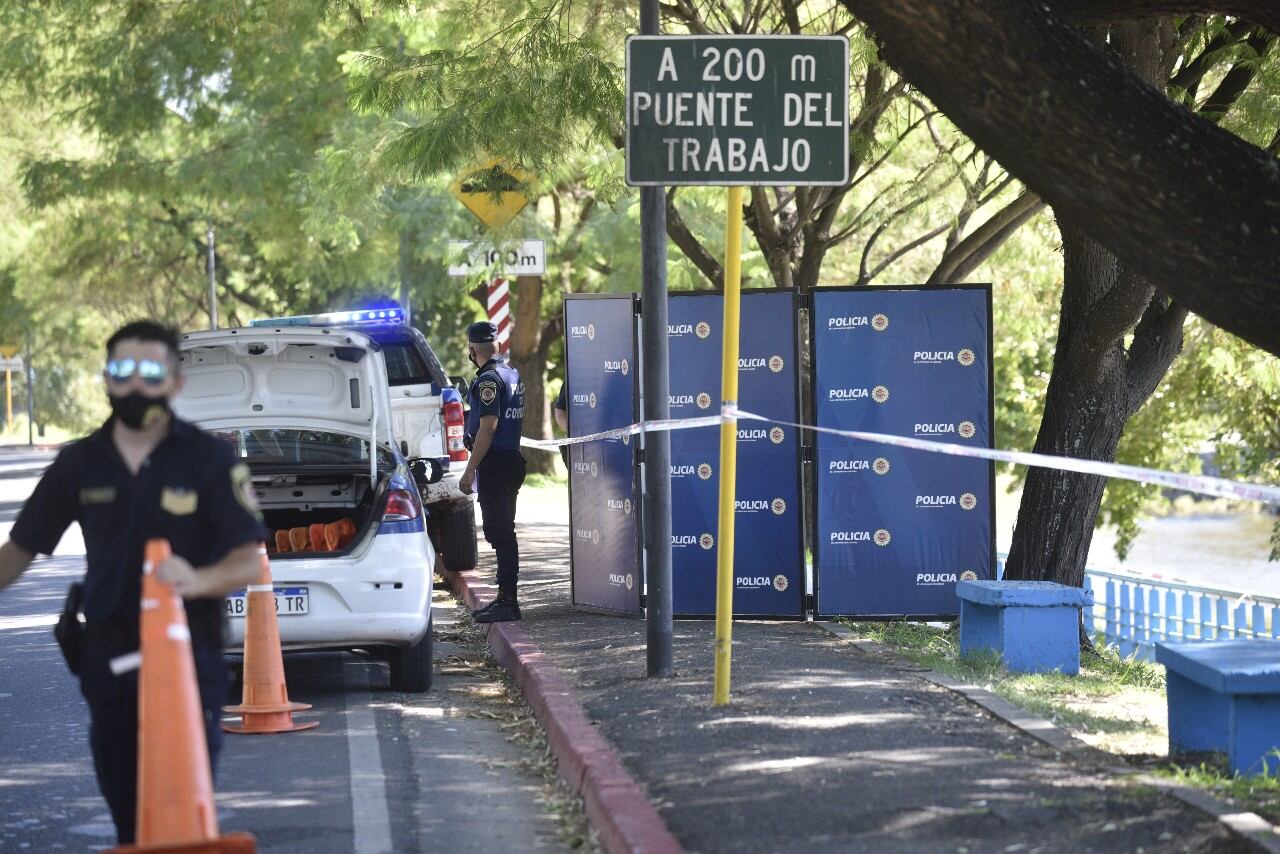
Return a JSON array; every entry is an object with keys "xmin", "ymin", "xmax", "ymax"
[
  {"xmin": 468, "ymin": 351, "xmax": 479, "ymax": 369},
  {"xmin": 109, "ymin": 391, "xmax": 171, "ymax": 430}
]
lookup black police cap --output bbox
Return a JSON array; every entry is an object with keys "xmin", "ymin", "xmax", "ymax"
[{"xmin": 466, "ymin": 321, "xmax": 498, "ymax": 344}]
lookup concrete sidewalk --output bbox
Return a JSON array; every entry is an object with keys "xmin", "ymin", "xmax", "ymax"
[{"xmin": 464, "ymin": 506, "xmax": 1257, "ymax": 853}]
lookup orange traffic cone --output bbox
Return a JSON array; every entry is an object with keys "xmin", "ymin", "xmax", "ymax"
[
  {"xmin": 110, "ymin": 539, "xmax": 255, "ymax": 853},
  {"xmin": 222, "ymin": 547, "xmax": 317, "ymax": 735}
]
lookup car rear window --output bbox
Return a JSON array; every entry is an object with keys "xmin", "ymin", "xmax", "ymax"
[
  {"xmin": 215, "ymin": 429, "xmax": 394, "ymax": 468},
  {"xmin": 381, "ymin": 342, "xmax": 433, "ymax": 387}
]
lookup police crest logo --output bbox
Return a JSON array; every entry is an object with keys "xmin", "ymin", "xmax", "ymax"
[
  {"xmin": 625, "ymin": 573, "xmax": 634, "ymax": 591},
  {"xmin": 768, "ymin": 354, "xmax": 785, "ymax": 373},
  {"xmin": 588, "ymin": 392, "xmax": 597, "ymax": 409},
  {"xmin": 874, "ymin": 528, "xmax": 892, "ymax": 547},
  {"xmin": 773, "ymin": 574, "xmax": 789, "ymax": 592},
  {"xmin": 587, "ymin": 323, "xmax": 596, "ymax": 341},
  {"xmin": 960, "ymin": 492, "xmax": 977, "ymax": 511},
  {"xmin": 621, "ymin": 432, "xmax": 630, "ymax": 446},
  {"xmin": 958, "ymin": 348, "xmax": 976, "ymax": 367},
  {"xmin": 697, "ymin": 463, "xmax": 713, "ymax": 480},
  {"xmin": 958, "ymin": 420, "xmax": 976, "ymax": 439},
  {"xmin": 620, "ymin": 358, "xmax": 630, "ymax": 376},
  {"xmin": 698, "ymin": 533, "xmax": 715, "ymax": 550},
  {"xmin": 872, "ymin": 385, "xmax": 890, "ymax": 404},
  {"xmin": 478, "ymin": 380, "xmax": 499, "ymax": 405},
  {"xmin": 871, "ymin": 313, "xmax": 889, "ymax": 331},
  {"xmin": 592, "ymin": 529, "xmax": 601, "ymax": 545},
  {"xmin": 695, "ymin": 321, "xmax": 711, "ymax": 339},
  {"xmin": 873, "ymin": 457, "xmax": 891, "ymax": 476},
  {"xmin": 769, "ymin": 427, "xmax": 785, "ymax": 445},
  {"xmin": 771, "ymin": 498, "xmax": 786, "ymax": 515},
  {"xmin": 960, "ymin": 570, "xmax": 979, "ymax": 582},
  {"xmin": 590, "ymin": 461, "xmax": 599, "ymax": 478},
  {"xmin": 696, "ymin": 392, "xmax": 712, "ymax": 410},
  {"xmin": 623, "ymin": 498, "xmax": 632, "ymax": 515}
]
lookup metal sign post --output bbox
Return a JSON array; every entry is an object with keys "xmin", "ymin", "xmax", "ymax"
[
  {"xmin": 638, "ymin": 0, "xmax": 674, "ymax": 679},
  {"xmin": 713, "ymin": 187, "xmax": 744, "ymax": 705}
]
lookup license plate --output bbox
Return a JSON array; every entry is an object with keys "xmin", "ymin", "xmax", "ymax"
[{"xmin": 225, "ymin": 586, "xmax": 309, "ymax": 618}]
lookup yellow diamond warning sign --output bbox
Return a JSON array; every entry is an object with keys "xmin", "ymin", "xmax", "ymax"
[{"xmin": 450, "ymin": 159, "xmax": 532, "ymax": 229}]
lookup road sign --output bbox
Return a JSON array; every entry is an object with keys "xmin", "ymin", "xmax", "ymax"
[
  {"xmin": 0, "ymin": 345, "xmax": 18, "ymax": 359},
  {"xmin": 0, "ymin": 357, "xmax": 23, "ymax": 372},
  {"xmin": 447, "ymin": 240, "xmax": 546, "ymax": 277},
  {"xmin": 449, "ymin": 159, "xmax": 532, "ymax": 228},
  {"xmin": 625, "ymin": 35, "xmax": 849, "ymax": 186}
]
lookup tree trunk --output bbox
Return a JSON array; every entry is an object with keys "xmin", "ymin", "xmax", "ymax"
[
  {"xmin": 1005, "ymin": 23, "xmax": 1187, "ymax": 598},
  {"xmin": 507, "ymin": 274, "xmax": 555, "ymax": 476},
  {"xmin": 839, "ymin": 0, "xmax": 1280, "ymax": 358}
]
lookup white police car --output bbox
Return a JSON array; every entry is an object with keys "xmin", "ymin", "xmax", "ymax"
[
  {"xmin": 248, "ymin": 308, "xmax": 479, "ymax": 573},
  {"xmin": 174, "ymin": 325, "xmax": 436, "ymax": 691}
]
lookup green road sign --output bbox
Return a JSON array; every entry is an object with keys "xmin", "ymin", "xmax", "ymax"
[{"xmin": 625, "ymin": 35, "xmax": 849, "ymax": 187}]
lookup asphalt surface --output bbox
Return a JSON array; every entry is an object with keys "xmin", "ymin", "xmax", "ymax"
[
  {"xmin": 500, "ymin": 488, "xmax": 1253, "ymax": 854},
  {"xmin": 0, "ymin": 446, "xmax": 570, "ymax": 853}
]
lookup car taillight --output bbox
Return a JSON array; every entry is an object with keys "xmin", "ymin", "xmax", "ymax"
[
  {"xmin": 443, "ymin": 400, "xmax": 468, "ymax": 462},
  {"xmin": 383, "ymin": 488, "xmax": 421, "ymax": 522}
]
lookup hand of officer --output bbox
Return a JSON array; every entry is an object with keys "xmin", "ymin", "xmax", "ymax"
[
  {"xmin": 459, "ymin": 468, "xmax": 475, "ymax": 496},
  {"xmin": 155, "ymin": 555, "xmax": 207, "ymax": 598}
]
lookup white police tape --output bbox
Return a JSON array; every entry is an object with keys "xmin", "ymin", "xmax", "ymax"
[{"xmin": 520, "ymin": 407, "xmax": 1280, "ymax": 505}]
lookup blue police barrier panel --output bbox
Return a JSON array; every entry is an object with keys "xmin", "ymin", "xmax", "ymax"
[
  {"xmin": 666, "ymin": 290, "xmax": 804, "ymax": 617},
  {"xmin": 812, "ymin": 286, "xmax": 994, "ymax": 618},
  {"xmin": 564, "ymin": 295, "xmax": 642, "ymax": 616}
]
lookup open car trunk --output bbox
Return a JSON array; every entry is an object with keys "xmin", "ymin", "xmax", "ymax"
[
  {"xmin": 173, "ymin": 326, "xmax": 404, "ymax": 558},
  {"xmin": 252, "ymin": 464, "xmax": 391, "ymax": 558}
]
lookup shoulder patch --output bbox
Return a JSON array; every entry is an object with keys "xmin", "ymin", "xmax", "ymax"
[
  {"xmin": 230, "ymin": 462, "xmax": 262, "ymax": 519},
  {"xmin": 477, "ymin": 380, "xmax": 499, "ymax": 405}
]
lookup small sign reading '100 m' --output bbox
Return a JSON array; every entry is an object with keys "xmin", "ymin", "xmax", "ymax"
[{"xmin": 625, "ymin": 35, "xmax": 849, "ymax": 187}]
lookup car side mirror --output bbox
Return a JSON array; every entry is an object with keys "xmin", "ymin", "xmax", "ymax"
[
  {"xmin": 410, "ymin": 458, "xmax": 444, "ymax": 486},
  {"xmin": 449, "ymin": 375, "xmax": 468, "ymax": 396}
]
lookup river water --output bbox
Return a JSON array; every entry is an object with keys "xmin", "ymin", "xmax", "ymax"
[{"xmin": 993, "ymin": 481, "xmax": 1279, "ymax": 599}]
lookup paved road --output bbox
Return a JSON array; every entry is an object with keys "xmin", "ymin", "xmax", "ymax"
[{"xmin": 0, "ymin": 448, "xmax": 571, "ymax": 853}]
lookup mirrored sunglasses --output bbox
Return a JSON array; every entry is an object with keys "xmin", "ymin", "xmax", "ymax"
[{"xmin": 106, "ymin": 358, "xmax": 169, "ymax": 386}]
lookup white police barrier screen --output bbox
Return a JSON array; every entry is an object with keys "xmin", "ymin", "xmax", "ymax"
[
  {"xmin": 812, "ymin": 286, "xmax": 995, "ymax": 618},
  {"xmin": 565, "ymin": 295, "xmax": 643, "ymax": 615},
  {"xmin": 666, "ymin": 291, "xmax": 804, "ymax": 617},
  {"xmin": 626, "ymin": 35, "xmax": 849, "ymax": 186}
]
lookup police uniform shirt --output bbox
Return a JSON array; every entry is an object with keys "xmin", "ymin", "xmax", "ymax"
[
  {"xmin": 466, "ymin": 359, "xmax": 525, "ymax": 454},
  {"xmin": 10, "ymin": 417, "xmax": 268, "ymax": 644}
]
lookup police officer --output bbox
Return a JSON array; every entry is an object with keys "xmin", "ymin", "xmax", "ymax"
[
  {"xmin": 460, "ymin": 321, "xmax": 526, "ymax": 623},
  {"xmin": 0, "ymin": 320, "xmax": 267, "ymax": 845}
]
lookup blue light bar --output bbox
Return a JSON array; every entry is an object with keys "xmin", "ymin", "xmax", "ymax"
[{"xmin": 249, "ymin": 308, "xmax": 405, "ymax": 328}]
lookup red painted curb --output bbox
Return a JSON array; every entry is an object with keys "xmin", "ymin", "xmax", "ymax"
[{"xmin": 445, "ymin": 568, "xmax": 683, "ymax": 854}]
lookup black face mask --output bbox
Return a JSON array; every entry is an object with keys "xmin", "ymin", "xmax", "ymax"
[
  {"xmin": 468, "ymin": 351, "xmax": 479, "ymax": 369},
  {"xmin": 109, "ymin": 392, "xmax": 171, "ymax": 430}
]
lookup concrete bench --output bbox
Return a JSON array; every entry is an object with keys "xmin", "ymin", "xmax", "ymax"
[
  {"xmin": 1155, "ymin": 640, "xmax": 1280, "ymax": 776},
  {"xmin": 957, "ymin": 580, "xmax": 1093, "ymax": 675}
]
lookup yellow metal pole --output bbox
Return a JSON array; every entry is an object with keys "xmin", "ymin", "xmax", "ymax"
[{"xmin": 713, "ymin": 186, "xmax": 745, "ymax": 706}]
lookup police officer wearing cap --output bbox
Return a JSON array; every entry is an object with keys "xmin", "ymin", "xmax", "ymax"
[
  {"xmin": 0, "ymin": 320, "xmax": 266, "ymax": 845},
  {"xmin": 460, "ymin": 321, "xmax": 527, "ymax": 622}
]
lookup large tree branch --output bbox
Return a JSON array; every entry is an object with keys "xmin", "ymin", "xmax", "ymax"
[
  {"xmin": 1047, "ymin": 0, "xmax": 1280, "ymax": 32},
  {"xmin": 928, "ymin": 191, "xmax": 1045, "ymax": 284},
  {"xmin": 1125, "ymin": 295, "xmax": 1189, "ymax": 408},
  {"xmin": 841, "ymin": 0, "xmax": 1280, "ymax": 356},
  {"xmin": 1199, "ymin": 29, "xmax": 1277, "ymax": 119}
]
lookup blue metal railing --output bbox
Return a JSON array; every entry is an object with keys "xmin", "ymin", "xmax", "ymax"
[{"xmin": 995, "ymin": 553, "xmax": 1280, "ymax": 662}]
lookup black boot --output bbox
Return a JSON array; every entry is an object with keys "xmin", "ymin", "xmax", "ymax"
[{"xmin": 474, "ymin": 588, "xmax": 521, "ymax": 623}]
